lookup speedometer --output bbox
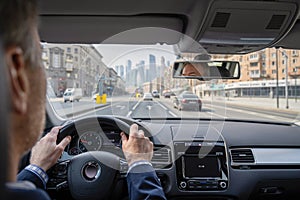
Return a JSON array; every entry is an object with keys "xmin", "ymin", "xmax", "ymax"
[{"xmin": 78, "ymin": 131, "xmax": 102, "ymax": 152}]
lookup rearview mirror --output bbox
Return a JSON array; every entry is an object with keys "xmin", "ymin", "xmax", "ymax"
[{"xmin": 173, "ymin": 60, "xmax": 240, "ymax": 80}]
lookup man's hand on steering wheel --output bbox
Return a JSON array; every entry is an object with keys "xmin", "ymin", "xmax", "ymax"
[
  {"xmin": 120, "ymin": 124, "xmax": 153, "ymax": 167},
  {"xmin": 30, "ymin": 126, "xmax": 71, "ymax": 171}
]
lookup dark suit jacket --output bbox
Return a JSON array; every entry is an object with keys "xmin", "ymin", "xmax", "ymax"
[
  {"xmin": 6, "ymin": 181, "xmax": 50, "ymax": 200},
  {"xmin": 17, "ymin": 168, "xmax": 45, "ymax": 189},
  {"xmin": 126, "ymin": 164, "xmax": 167, "ymax": 200}
]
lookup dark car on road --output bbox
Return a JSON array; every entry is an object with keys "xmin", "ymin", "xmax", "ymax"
[
  {"xmin": 163, "ymin": 92, "xmax": 175, "ymax": 98},
  {"xmin": 173, "ymin": 93, "xmax": 202, "ymax": 111}
]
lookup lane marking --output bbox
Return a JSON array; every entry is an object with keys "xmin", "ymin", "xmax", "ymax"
[
  {"xmin": 168, "ymin": 111, "xmax": 177, "ymax": 117},
  {"xmin": 156, "ymin": 100, "xmax": 178, "ymax": 117},
  {"xmin": 115, "ymin": 105, "xmax": 125, "ymax": 110},
  {"xmin": 156, "ymin": 101, "xmax": 168, "ymax": 110},
  {"xmin": 73, "ymin": 104, "xmax": 111, "ymax": 118},
  {"xmin": 132, "ymin": 100, "xmax": 141, "ymax": 110},
  {"xmin": 128, "ymin": 100, "xmax": 141, "ymax": 116},
  {"xmin": 126, "ymin": 111, "xmax": 132, "ymax": 117},
  {"xmin": 208, "ymin": 112, "xmax": 228, "ymax": 119}
]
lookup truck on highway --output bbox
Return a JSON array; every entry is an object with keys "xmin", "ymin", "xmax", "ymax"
[{"xmin": 63, "ymin": 88, "xmax": 83, "ymax": 102}]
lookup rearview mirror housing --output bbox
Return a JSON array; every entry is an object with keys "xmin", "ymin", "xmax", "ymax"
[{"xmin": 172, "ymin": 60, "xmax": 241, "ymax": 80}]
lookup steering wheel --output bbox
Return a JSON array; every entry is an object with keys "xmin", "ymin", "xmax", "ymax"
[{"xmin": 50, "ymin": 116, "xmax": 130, "ymax": 200}]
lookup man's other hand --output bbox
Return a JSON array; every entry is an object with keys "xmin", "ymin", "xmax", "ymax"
[{"xmin": 120, "ymin": 124, "xmax": 153, "ymax": 166}]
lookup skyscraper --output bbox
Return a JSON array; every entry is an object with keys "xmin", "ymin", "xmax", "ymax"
[
  {"xmin": 137, "ymin": 60, "xmax": 145, "ymax": 86},
  {"xmin": 166, "ymin": 60, "xmax": 171, "ymax": 67},
  {"xmin": 126, "ymin": 59, "xmax": 132, "ymax": 86},
  {"xmin": 114, "ymin": 65, "xmax": 120, "ymax": 75},
  {"xmin": 149, "ymin": 54, "xmax": 156, "ymax": 81},
  {"xmin": 126, "ymin": 59, "xmax": 132, "ymax": 74},
  {"xmin": 158, "ymin": 56, "xmax": 166, "ymax": 76},
  {"xmin": 120, "ymin": 65, "xmax": 124, "ymax": 78}
]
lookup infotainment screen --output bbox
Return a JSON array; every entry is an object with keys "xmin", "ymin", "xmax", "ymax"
[{"xmin": 183, "ymin": 156, "xmax": 221, "ymax": 178}]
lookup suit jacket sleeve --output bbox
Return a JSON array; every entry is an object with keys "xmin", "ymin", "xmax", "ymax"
[
  {"xmin": 17, "ymin": 169, "xmax": 45, "ymax": 189},
  {"xmin": 126, "ymin": 164, "xmax": 167, "ymax": 200},
  {"xmin": 6, "ymin": 187, "xmax": 51, "ymax": 200}
]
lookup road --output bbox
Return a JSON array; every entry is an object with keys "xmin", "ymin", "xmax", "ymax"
[{"xmin": 52, "ymin": 96, "xmax": 299, "ymax": 123}]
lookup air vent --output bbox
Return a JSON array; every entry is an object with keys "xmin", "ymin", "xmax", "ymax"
[
  {"xmin": 211, "ymin": 12, "xmax": 231, "ymax": 28},
  {"xmin": 152, "ymin": 146, "xmax": 172, "ymax": 169},
  {"xmin": 231, "ymin": 149, "xmax": 255, "ymax": 163},
  {"xmin": 266, "ymin": 15, "xmax": 286, "ymax": 30}
]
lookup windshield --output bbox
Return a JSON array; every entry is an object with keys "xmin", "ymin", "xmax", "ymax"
[{"xmin": 44, "ymin": 31, "xmax": 300, "ymax": 124}]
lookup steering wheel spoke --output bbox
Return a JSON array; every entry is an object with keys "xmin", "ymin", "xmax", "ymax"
[
  {"xmin": 47, "ymin": 160, "xmax": 70, "ymax": 192},
  {"xmin": 119, "ymin": 158, "xmax": 129, "ymax": 177}
]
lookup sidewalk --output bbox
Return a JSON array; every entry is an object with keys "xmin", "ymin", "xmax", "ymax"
[{"xmin": 202, "ymin": 96, "xmax": 300, "ymax": 113}]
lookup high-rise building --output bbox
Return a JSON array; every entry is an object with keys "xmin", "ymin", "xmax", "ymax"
[
  {"xmin": 125, "ymin": 60, "xmax": 132, "ymax": 86},
  {"xmin": 137, "ymin": 60, "xmax": 145, "ymax": 87},
  {"xmin": 159, "ymin": 56, "xmax": 166, "ymax": 76},
  {"xmin": 166, "ymin": 60, "xmax": 171, "ymax": 67},
  {"xmin": 149, "ymin": 54, "xmax": 156, "ymax": 81},
  {"xmin": 119, "ymin": 65, "xmax": 125, "ymax": 78},
  {"xmin": 126, "ymin": 60, "xmax": 132, "ymax": 74},
  {"xmin": 114, "ymin": 65, "xmax": 120, "ymax": 75}
]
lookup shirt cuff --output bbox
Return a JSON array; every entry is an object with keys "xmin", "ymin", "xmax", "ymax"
[
  {"xmin": 25, "ymin": 164, "xmax": 49, "ymax": 189},
  {"xmin": 127, "ymin": 160, "xmax": 153, "ymax": 174}
]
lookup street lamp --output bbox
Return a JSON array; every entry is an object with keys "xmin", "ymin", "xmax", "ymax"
[
  {"xmin": 276, "ymin": 48, "xmax": 279, "ymax": 108},
  {"xmin": 281, "ymin": 49, "xmax": 289, "ymax": 109}
]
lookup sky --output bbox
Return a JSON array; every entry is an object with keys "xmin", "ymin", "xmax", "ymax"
[{"xmin": 94, "ymin": 44, "xmax": 177, "ymax": 68}]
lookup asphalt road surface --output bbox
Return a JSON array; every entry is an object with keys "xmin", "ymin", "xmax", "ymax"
[{"xmin": 55, "ymin": 96, "xmax": 299, "ymax": 123}]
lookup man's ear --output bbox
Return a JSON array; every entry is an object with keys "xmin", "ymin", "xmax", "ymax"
[{"xmin": 5, "ymin": 46, "xmax": 29, "ymax": 114}]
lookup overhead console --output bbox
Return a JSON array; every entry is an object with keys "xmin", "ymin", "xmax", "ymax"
[
  {"xmin": 179, "ymin": 0, "xmax": 298, "ymax": 54},
  {"xmin": 174, "ymin": 141, "xmax": 228, "ymax": 191}
]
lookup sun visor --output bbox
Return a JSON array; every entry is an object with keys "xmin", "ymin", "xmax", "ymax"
[
  {"xmin": 275, "ymin": 20, "xmax": 300, "ymax": 50},
  {"xmin": 180, "ymin": 0, "xmax": 297, "ymax": 54},
  {"xmin": 39, "ymin": 15, "xmax": 184, "ymax": 44}
]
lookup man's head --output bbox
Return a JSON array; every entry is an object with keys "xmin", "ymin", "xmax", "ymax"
[
  {"xmin": 0, "ymin": 0, "xmax": 46, "ymax": 156},
  {"xmin": 182, "ymin": 62, "xmax": 209, "ymax": 77}
]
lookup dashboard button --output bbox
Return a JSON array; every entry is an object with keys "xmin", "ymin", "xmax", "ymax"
[{"xmin": 180, "ymin": 181, "xmax": 187, "ymax": 189}]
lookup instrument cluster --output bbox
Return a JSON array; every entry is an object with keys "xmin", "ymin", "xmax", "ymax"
[{"xmin": 67, "ymin": 129, "xmax": 122, "ymax": 155}]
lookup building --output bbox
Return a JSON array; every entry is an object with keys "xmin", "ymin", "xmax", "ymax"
[
  {"xmin": 119, "ymin": 65, "xmax": 125, "ymax": 79},
  {"xmin": 137, "ymin": 61, "xmax": 145, "ymax": 87},
  {"xmin": 196, "ymin": 48, "xmax": 300, "ymax": 97},
  {"xmin": 168, "ymin": 49, "xmax": 300, "ymax": 98},
  {"xmin": 126, "ymin": 59, "xmax": 132, "ymax": 82},
  {"xmin": 42, "ymin": 44, "xmax": 109, "ymax": 97},
  {"xmin": 219, "ymin": 48, "xmax": 300, "ymax": 97},
  {"xmin": 149, "ymin": 54, "xmax": 157, "ymax": 81}
]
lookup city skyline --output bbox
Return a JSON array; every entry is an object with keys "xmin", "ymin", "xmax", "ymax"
[
  {"xmin": 113, "ymin": 54, "xmax": 170, "ymax": 88},
  {"xmin": 95, "ymin": 44, "xmax": 176, "ymax": 68}
]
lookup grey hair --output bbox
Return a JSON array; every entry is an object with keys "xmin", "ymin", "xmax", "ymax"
[{"xmin": 0, "ymin": 0, "xmax": 39, "ymax": 68}]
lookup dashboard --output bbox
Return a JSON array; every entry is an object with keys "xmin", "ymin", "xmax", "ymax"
[{"xmin": 47, "ymin": 117, "xmax": 300, "ymax": 200}]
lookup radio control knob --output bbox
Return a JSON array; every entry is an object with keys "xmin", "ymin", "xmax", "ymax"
[
  {"xmin": 180, "ymin": 181, "xmax": 187, "ymax": 189},
  {"xmin": 219, "ymin": 181, "xmax": 227, "ymax": 189}
]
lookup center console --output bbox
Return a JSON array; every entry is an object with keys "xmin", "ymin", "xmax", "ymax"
[{"xmin": 174, "ymin": 141, "xmax": 228, "ymax": 191}]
